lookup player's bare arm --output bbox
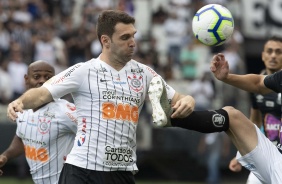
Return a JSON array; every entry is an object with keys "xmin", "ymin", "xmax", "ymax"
[
  {"xmin": 171, "ymin": 92, "xmax": 195, "ymax": 118},
  {"xmin": 210, "ymin": 53, "xmax": 273, "ymax": 94},
  {"xmin": 7, "ymin": 87, "xmax": 53, "ymax": 121},
  {"xmin": 0, "ymin": 136, "xmax": 25, "ymax": 176}
]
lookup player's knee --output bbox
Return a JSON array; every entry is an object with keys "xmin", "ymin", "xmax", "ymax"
[{"xmin": 222, "ymin": 106, "xmax": 243, "ymax": 127}]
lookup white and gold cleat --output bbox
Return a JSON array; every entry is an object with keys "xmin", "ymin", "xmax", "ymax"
[{"xmin": 148, "ymin": 76, "xmax": 172, "ymax": 127}]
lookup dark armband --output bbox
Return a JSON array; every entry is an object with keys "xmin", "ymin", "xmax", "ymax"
[{"xmin": 171, "ymin": 109, "xmax": 229, "ymax": 133}]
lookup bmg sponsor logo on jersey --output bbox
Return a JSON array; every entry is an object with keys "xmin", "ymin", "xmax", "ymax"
[
  {"xmin": 212, "ymin": 113, "xmax": 225, "ymax": 127},
  {"xmin": 25, "ymin": 145, "xmax": 49, "ymax": 162},
  {"xmin": 104, "ymin": 145, "xmax": 133, "ymax": 165},
  {"xmin": 102, "ymin": 102, "xmax": 138, "ymax": 124}
]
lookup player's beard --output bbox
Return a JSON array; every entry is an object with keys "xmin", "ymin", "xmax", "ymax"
[
  {"xmin": 124, "ymin": 51, "xmax": 134, "ymax": 62},
  {"xmin": 120, "ymin": 54, "xmax": 132, "ymax": 65},
  {"xmin": 113, "ymin": 50, "xmax": 133, "ymax": 66},
  {"xmin": 109, "ymin": 54, "xmax": 129, "ymax": 67},
  {"xmin": 110, "ymin": 43, "xmax": 134, "ymax": 66}
]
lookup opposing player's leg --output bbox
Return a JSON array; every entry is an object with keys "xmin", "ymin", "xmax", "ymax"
[
  {"xmin": 148, "ymin": 76, "xmax": 256, "ymax": 153},
  {"xmin": 148, "ymin": 76, "xmax": 282, "ymax": 183},
  {"xmin": 221, "ymin": 107, "xmax": 282, "ymax": 183},
  {"xmin": 223, "ymin": 106, "xmax": 258, "ymax": 155},
  {"xmin": 234, "ymin": 122, "xmax": 282, "ymax": 183}
]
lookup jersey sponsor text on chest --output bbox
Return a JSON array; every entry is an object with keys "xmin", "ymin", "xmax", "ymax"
[
  {"xmin": 102, "ymin": 102, "xmax": 138, "ymax": 123},
  {"xmin": 25, "ymin": 145, "xmax": 49, "ymax": 162},
  {"xmin": 104, "ymin": 145, "xmax": 133, "ymax": 165}
]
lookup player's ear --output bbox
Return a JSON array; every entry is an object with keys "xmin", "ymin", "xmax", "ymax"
[
  {"xmin": 101, "ymin": 35, "xmax": 110, "ymax": 48},
  {"xmin": 24, "ymin": 74, "xmax": 29, "ymax": 89},
  {"xmin": 24, "ymin": 74, "xmax": 28, "ymax": 83}
]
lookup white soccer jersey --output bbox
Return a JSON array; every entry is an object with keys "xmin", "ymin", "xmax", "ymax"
[
  {"xmin": 43, "ymin": 58, "xmax": 175, "ymax": 172},
  {"xmin": 16, "ymin": 99, "xmax": 77, "ymax": 184}
]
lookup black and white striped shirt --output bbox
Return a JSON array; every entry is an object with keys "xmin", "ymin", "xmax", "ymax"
[
  {"xmin": 43, "ymin": 58, "xmax": 175, "ymax": 172},
  {"xmin": 16, "ymin": 99, "xmax": 77, "ymax": 184}
]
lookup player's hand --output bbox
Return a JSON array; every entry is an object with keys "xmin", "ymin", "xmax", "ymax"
[
  {"xmin": 7, "ymin": 99, "xmax": 24, "ymax": 121},
  {"xmin": 171, "ymin": 95, "xmax": 195, "ymax": 118},
  {"xmin": 0, "ymin": 155, "xmax": 8, "ymax": 176},
  {"xmin": 210, "ymin": 53, "xmax": 230, "ymax": 81},
  {"xmin": 229, "ymin": 157, "xmax": 242, "ymax": 172}
]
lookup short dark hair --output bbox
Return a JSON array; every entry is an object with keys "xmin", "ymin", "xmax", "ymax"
[
  {"xmin": 96, "ymin": 10, "xmax": 135, "ymax": 44},
  {"xmin": 267, "ymin": 36, "xmax": 282, "ymax": 43}
]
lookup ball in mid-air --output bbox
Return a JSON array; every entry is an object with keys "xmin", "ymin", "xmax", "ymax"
[{"xmin": 192, "ymin": 4, "xmax": 234, "ymax": 46}]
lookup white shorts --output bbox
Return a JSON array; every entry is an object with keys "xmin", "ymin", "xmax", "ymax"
[
  {"xmin": 246, "ymin": 172, "xmax": 262, "ymax": 184},
  {"xmin": 236, "ymin": 125, "xmax": 282, "ymax": 184}
]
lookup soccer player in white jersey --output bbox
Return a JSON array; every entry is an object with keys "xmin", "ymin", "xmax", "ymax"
[
  {"xmin": 7, "ymin": 10, "xmax": 195, "ymax": 184},
  {"xmin": 1, "ymin": 61, "xmax": 77, "ymax": 184}
]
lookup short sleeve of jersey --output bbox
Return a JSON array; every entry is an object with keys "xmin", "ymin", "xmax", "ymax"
[
  {"xmin": 43, "ymin": 62, "xmax": 87, "ymax": 100},
  {"xmin": 144, "ymin": 65, "xmax": 175, "ymax": 100},
  {"xmin": 160, "ymin": 76, "xmax": 175, "ymax": 100},
  {"xmin": 264, "ymin": 70, "xmax": 282, "ymax": 93}
]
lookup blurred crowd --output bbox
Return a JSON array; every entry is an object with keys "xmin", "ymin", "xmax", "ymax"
[
  {"xmin": 0, "ymin": 0, "xmax": 245, "ymax": 108},
  {"xmin": 0, "ymin": 0, "xmax": 134, "ymax": 104}
]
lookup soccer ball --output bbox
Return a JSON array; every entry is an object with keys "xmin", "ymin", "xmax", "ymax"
[{"xmin": 192, "ymin": 4, "xmax": 234, "ymax": 46}]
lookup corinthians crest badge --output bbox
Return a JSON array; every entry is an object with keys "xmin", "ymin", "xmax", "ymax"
[
  {"xmin": 38, "ymin": 114, "xmax": 52, "ymax": 134},
  {"xmin": 128, "ymin": 74, "xmax": 143, "ymax": 92}
]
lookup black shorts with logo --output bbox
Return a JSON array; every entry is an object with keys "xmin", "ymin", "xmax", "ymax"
[{"xmin": 58, "ymin": 163, "xmax": 135, "ymax": 184}]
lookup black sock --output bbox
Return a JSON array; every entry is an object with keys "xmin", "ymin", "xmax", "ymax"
[{"xmin": 171, "ymin": 109, "xmax": 229, "ymax": 133}]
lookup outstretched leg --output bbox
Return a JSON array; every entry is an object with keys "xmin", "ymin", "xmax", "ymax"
[
  {"xmin": 221, "ymin": 106, "xmax": 258, "ymax": 155},
  {"xmin": 148, "ymin": 76, "xmax": 282, "ymax": 183},
  {"xmin": 148, "ymin": 76, "xmax": 258, "ymax": 155},
  {"xmin": 171, "ymin": 106, "xmax": 257, "ymax": 155}
]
